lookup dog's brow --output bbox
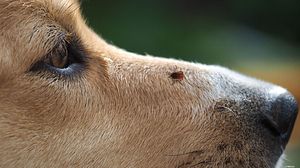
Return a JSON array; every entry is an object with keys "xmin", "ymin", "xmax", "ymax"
[{"xmin": 0, "ymin": 0, "xmax": 81, "ymax": 31}]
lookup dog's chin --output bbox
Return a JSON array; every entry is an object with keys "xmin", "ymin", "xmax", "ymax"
[
  {"xmin": 177, "ymin": 154, "xmax": 283, "ymax": 168},
  {"xmin": 211, "ymin": 153, "xmax": 283, "ymax": 168},
  {"xmin": 174, "ymin": 142, "xmax": 283, "ymax": 168}
]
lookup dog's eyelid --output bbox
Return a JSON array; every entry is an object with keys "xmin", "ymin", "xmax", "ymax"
[
  {"xmin": 29, "ymin": 34, "xmax": 87, "ymax": 76},
  {"xmin": 48, "ymin": 34, "xmax": 85, "ymax": 59}
]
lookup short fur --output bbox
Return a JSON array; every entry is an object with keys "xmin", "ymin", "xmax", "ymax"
[{"xmin": 0, "ymin": 0, "xmax": 293, "ymax": 167}]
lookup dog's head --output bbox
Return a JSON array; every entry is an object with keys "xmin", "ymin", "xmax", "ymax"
[{"xmin": 0, "ymin": 0, "xmax": 298, "ymax": 167}]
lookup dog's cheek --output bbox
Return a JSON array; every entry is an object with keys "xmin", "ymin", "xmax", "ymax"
[{"xmin": 1, "ymin": 76, "xmax": 94, "ymax": 126}]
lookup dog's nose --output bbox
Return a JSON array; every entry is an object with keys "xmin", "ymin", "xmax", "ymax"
[{"xmin": 263, "ymin": 91, "xmax": 298, "ymax": 147}]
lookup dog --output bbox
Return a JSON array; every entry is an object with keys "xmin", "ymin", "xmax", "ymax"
[{"xmin": 0, "ymin": 0, "xmax": 298, "ymax": 167}]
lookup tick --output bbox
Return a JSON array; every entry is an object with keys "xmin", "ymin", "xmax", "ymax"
[{"xmin": 169, "ymin": 71, "xmax": 185, "ymax": 84}]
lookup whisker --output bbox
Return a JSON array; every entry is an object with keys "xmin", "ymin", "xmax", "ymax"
[{"xmin": 165, "ymin": 150, "xmax": 203, "ymax": 157}]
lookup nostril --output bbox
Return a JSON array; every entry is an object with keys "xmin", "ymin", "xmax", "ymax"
[
  {"xmin": 267, "ymin": 92, "xmax": 298, "ymax": 146},
  {"xmin": 272, "ymin": 93, "xmax": 298, "ymax": 134},
  {"xmin": 261, "ymin": 115, "xmax": 281, "ymax": 137}
]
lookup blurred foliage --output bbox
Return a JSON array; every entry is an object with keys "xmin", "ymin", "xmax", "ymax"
[
  {"xmin": 81, "ymin": 0, "xmax": 300, "ymax": 67},
  {"xmin": 284, "ymin": 147, "xmax": 300, "ymax": 167},
  {"xmin": 81, "ymin": 0, "xmax": 300, "ymax": 166}
]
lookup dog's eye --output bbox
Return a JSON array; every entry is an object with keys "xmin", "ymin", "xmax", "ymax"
[
  {"xmin": 30, "ymin": 36, "xmax": 86, "ymax": 76},
  {"xmin": 45, "ymin": 43, "xmax": 69, "ymax": 69}
]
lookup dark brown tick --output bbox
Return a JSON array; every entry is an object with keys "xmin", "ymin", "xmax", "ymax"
[{"xmin": 169, "ymin": 71, "xmax": 185, "ymax": 84}]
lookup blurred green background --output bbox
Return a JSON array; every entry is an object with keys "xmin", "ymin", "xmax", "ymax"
[{"xmin": 81, "ymin": 0, "xmax": 300, "ymax": 166}]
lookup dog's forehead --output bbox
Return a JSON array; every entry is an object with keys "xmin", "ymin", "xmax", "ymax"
[{"xmin": 0, "ymin": 0, "xmax": 81, "ymax": 31}]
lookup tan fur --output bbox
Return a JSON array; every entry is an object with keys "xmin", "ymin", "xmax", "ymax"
[{"xmin": 0, "ymin": 0, "xmax": 295, "ymax": 167}]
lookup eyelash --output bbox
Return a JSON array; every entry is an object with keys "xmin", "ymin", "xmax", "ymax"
[{"xmin": 30, "ymin": 36, "xmax": 87, "ymax": 77}]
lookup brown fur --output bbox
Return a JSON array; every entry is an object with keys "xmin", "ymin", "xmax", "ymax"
[{"xmin": 0, "ymin": 0, "xmax": 295, "ymax": 167}]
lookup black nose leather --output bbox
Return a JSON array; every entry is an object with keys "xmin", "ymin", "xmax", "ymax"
[{"xmin": 264, "ymin": 92, "xmax": 298, "ymax": 147}]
